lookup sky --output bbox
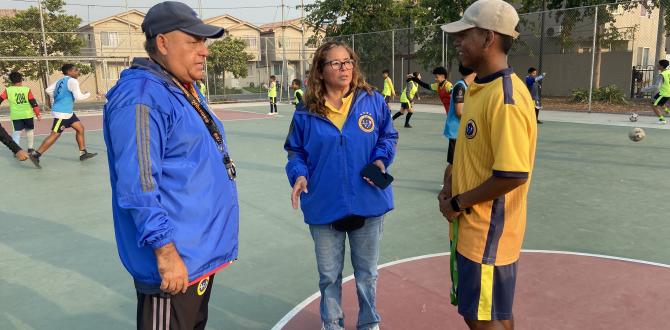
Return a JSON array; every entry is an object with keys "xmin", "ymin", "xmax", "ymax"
[{"xmin": 0, "ymin": 0, "xmax": 316, "ymax": 26}]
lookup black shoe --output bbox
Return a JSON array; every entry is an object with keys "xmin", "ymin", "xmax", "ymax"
[
  {"xmin": 29, "ymin": 153, "xmax": 41, "ymax": 169},
  {"xmin": 80, "ymin": 152, "xmax": 98, "ymax": 161},
  {"xmin": 404, "ymin": 124, "xmax": 413, "ymax": 128},
  {"xmin": 27, "ymin": 148, "xmax": 35, "ymax": 153},
  {"xmin": 537, "ymin": 120, "xmax": 543, "ymax": 124}
]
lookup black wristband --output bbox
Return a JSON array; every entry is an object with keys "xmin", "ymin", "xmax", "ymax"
[{"xmin": 450, "ymin": 194, "xmax": 462, "ymax": 212}]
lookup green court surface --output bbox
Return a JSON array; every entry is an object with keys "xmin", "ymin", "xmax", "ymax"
[{"xmin": 1, "ymin": 105, "xmax": 669, "ymax": 329}]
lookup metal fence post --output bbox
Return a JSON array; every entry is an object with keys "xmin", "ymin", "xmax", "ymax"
[
  {"xmin": 392, "ymin": 30, "xmax": 395, "ymax": 93},
  {"xmin": 588, "ymin": 5, "xmax": 598, "ymax": 113},
  {"xmin": 442, "ymin": 30, "xmax": 445, "ymax": 68}
]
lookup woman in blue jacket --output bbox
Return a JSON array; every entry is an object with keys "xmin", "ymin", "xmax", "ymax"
[{"xmin": 284, "ymin": 41, "xmax": 399, "ymax": 330}]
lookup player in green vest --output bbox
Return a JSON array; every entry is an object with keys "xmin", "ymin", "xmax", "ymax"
[
  {"xmin": 197, "ymin": 80, "xmax": 206, "ymax": 97},
  {"xmin": 381, "ymin": 69, "xmax": 396, "ymax": 108},
  {"xmin": 392, "ymin": 72, "xmax": 420, "ymax": 128},
  {"xmin": 0, "ymin": 71, "xmax": 41, "ymax": 152},
  {"xmin": 268, "ymin": 75, "xmax": 278, "ymax": 115},
  {"xmin": 291, "ymin": 79, "xmax": 304, "ymax": 109},
  {"xmin": 652, "ymin": 59, "xmax": 670, "ymax": 124}
]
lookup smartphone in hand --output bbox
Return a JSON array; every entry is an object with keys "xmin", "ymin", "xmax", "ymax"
[{"xmin": 360, "ymin": 163, "xmax": 394, "ymax": 189}]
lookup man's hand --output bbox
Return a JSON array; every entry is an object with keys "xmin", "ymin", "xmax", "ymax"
[
  {"xmin": 363, "ymin": 159, "xmax": 386, "ymax": 187},
  {"xmin": 155, "ymin": 243, "xmax": 189, "ymax": 295},
  {"xmin": 15, "ymin": 150, "xmax": 28, "ymax": 161},
  {"xmin": 439, "ymin": 195, "xmax": 462, "ymax": 223},
  {"xmin": 291, "ymin": 176, "xmax": 308, "ymax": 209}
]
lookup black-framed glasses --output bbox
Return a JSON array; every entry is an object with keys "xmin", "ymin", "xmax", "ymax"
[{"xmin": 325, "ymin": 59, "xmax": 355, "ymax": 70}]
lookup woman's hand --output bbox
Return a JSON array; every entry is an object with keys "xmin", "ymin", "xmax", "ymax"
[
  {"xmin": 363, "ymin": 160, "xmax": 386, "ymax": 187},
  {"xmin": 291, "ymin": 176, "xmax": 308, "ymax": 209}
]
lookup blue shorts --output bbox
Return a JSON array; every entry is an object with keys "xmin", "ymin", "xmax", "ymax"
[
  {"xmin": 456, "ymin": 252, "xmax": 517, "ymax": 321},
  {"xmin": 12, "ymin": 118, "xmax": 34, "ymax": 131},
  {"xmin": 51, "ymin": 113, "xmax": 80, "ymax": 134}
]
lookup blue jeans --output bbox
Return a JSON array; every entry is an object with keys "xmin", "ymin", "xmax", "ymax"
[{"xmin": 309, "ymin": 216, "xmax": 384, "ymax": 330}]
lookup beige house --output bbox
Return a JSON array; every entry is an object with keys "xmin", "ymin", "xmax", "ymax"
[
  {"xmin": 204, "ymin": 15, "xmax": 263, "ymax": 89},
  {"xmin": 77, "ymin": 9, "xmax": 146, "ymax": 95},
  {"xmin": 260, "ymin": 18, "xmax": 324, "ymax": 91},
  {"xmin": 77, "ymin": 11, "xmax": 271, "ymax": 95}
]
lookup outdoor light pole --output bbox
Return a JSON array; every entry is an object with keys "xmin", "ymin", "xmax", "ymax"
[{"xmin": 37, "ymin": 0, "xmax": 50, "ymax": 106}]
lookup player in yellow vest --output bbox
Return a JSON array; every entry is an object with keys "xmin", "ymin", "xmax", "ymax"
[
  {"xmin": 197, "ymin": 80, "xmax": 206, "ymax": 97},
  {"xmin": 652, "ymin": 59, "xmax": 670, "ymax": 124},
  {"xmin": 291, "ymin": 79, "xmax": 304, "ymax": 109},
  {"xmin": 381, "ymin": 69, "xmax": 396, "ymax": 108},
  {"xmin": 440, "ymin": 0, "xmax": 537, "ymax": 328},
  {"xmin": 0, "ymin": 71, "xmax": 41, "ymax": 153},
  {"xmin": 392, "ymin": 72, "xmax": 420, "ymax": 127},
  {"xmin": 268, "ymin": 75, "xmax": 278, "ymax": 115}
]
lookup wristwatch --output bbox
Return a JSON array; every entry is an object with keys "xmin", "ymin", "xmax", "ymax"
[{"xmin": 450, "ymin": 194, "xmax": 463, "ymax": 212}]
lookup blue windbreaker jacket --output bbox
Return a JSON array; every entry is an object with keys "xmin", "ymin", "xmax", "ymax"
[
  {"xmin": 103, "ymin": 58, "xmax": 239, "ymax": 293},
  {"xmin": 284, "ymin": 90, "xmax": 399, "ymax": 225}
]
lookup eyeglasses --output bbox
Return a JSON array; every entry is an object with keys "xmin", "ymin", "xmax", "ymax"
[{"xmin": 324, "ymin": 59, "xmax": 355, "ymax": 71}]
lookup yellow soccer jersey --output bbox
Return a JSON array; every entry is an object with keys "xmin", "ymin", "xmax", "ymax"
[
  {"xmin": 452, "ymin": 68, "xmax": 537, "ymax": 266},
  {"xmin": 431, "ymin": 80, "xmax": 453, "ymax": 93}
]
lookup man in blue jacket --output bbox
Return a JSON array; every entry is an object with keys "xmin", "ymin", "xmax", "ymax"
[{"xmin": 102, "ymin": 2, "xmax": 239, "ymax": 328}]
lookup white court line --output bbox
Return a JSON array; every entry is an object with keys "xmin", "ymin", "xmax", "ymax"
[
  {"xmin": 5, "ymin": 115, "xmax": 278, "ymax": 138},
  {"xmin": 270, "ymin": 250, "xmax": 670, "ymax": 330}
]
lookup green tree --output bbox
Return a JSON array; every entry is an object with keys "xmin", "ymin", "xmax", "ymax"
[
  {"xmin": 303, "ymin": 0, "xmax": 403, "ymax": 38},
  {"xmin": 303, "ymin": 0, "xmax": 406, "ymax": 85},
  {"xmin": 0, "ymin": 0, "xmax": 88, "ymax": 88},
  {"xmin": 207, "ymin": 36, "xmax": 255, "ymax": 94},
  {"xmin": 412, "ymin": 0, "xmax": 474, "ymax": 72}
]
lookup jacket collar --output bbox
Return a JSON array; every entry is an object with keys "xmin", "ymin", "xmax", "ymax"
[{"xmin": 129, "ymin": 57, "xmax": 185, "ymax": 92}]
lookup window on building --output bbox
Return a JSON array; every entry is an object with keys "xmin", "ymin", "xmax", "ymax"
[
  {"xmin": 101, "ymin": 31, "xmax": 119, "ymax": 48},
  {"xmin": 243, "ymin": 37, "xmax": 257, "ymax": 48},
  {"xmin": 636, "ymin": 47, "xmax": 651, "ymax": 67},
  {"xmin": 640, "ymin": 6, "xmax": 650, "ymax": 17},
  {"xmin": 273, "ymin": 62, "xmax": 283, "ymax": 75}
]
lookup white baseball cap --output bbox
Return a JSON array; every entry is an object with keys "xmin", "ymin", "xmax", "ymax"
[{"xmin": 441, "ymin": 0, "xmax": 520, "ymax": 38}]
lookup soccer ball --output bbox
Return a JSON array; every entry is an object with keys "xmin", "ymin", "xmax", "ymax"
[
  {"xmin": 629, "ymin": 127, "xmax": 645, "ymax": 142},
  {"xmin": 629, "ymin": 113, "xmax": 638, "ymax": 122}
]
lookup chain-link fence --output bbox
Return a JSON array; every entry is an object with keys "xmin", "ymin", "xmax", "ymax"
[
  {"xmin": 0, "ymin": 0, "xmax": 666, "ymax": 114},
  {"xmin": 322, "ymin": 1, "xmax": 666, "ymax": 112}
]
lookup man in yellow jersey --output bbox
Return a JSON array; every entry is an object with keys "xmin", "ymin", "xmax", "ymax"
[
  {"xmin": 268, "ymin": 75, "xmax": 278, "ymax": 115},
  {"xmin": 439, "ymin": 0, "xmax": 537, "ymax": 329},
  {"xmin": 0, "ymin": 71, "xmax": 41, "ymax": 153},
  {"xmin": 651, "ymin": 59, "xmax": 670, "ymax": 124},
  {"xmin": 381, "ymin": 69, "xmax": 395, "ymax": 108}
]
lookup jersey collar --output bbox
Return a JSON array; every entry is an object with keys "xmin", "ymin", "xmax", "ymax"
[{"xmin": 475, "ymin": 67, "xmax": 513, "ymax": 84}]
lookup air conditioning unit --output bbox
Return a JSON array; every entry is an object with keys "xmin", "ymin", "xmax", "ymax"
[{"xmin": 545, "ymin": 26, "xmax": 562, "ymax": 37}]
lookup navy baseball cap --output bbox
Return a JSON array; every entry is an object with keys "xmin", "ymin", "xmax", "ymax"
[{"xmin": 142, "ymin": 1, "xmax": 224, "ymax": 39}]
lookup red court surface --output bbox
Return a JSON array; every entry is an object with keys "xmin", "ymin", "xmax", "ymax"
[
  {"xmin": 278, "ymin": 251, "xmax": 670, "ymax": 330},
  {"xmin": 0, "ymin": 109, "xmax": 270, "ymax": 135}
]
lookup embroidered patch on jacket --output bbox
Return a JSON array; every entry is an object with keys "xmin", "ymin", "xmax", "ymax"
[{"xmin": 358, "ymin": 112, "xmax": 375, "ymax": 133}]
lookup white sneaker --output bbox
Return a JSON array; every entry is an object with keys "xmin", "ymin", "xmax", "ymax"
[{"xmin": 267, "ymin": 112, "xmax": 274, "ymax": 115}]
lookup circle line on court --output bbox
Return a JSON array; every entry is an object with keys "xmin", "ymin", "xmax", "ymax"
[{"xmin": 270, "ymin": 249, "xmax": 670, "ymax": 330}]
